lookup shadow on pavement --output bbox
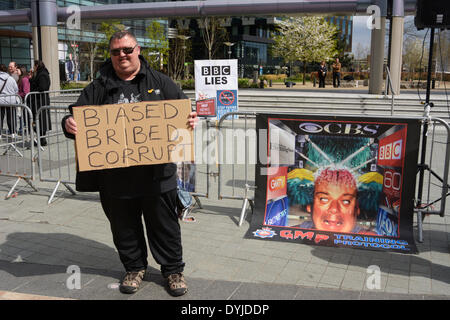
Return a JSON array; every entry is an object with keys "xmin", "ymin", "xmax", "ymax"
[
  {"xmin": 0, "ymin": 232, "xmax": 159, "ymax": 280},
  {"xmin": 308, "ymin": 228, "xmax": 450, "ymax": 285}
]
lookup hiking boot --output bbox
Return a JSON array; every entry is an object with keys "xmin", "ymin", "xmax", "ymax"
[
  {"xmin": 119, "ymin": 269, "xmax": 146, "ymax": 294},
  {"xmin": 166, "ymin": 272, "xmax": 188, "ymax": 297}
]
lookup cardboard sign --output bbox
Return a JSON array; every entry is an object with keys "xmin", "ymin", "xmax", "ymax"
[{"xmin": 73, "ymin": 99, "xmax": 194, "ymax": 172}]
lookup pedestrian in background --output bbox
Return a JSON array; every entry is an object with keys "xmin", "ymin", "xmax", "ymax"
[
  {"xmin": 332, "ymin": 58, "xmax": 341, "ymax": 88},
  {"xmin": 0, "ymin": 64, "xmax": 19, "ymax": 138},
  {"xmin": 28, "ymin": 60, "xmax": 51, "ymax": 146},
  {"xmin": 8, "ymin": 61, "xmax": 20, "ymax": 83},
  {"xmin": 17, "ymin": 66, "xmax": 30, "ymax": 100},
  {"xmin": 17, "ymin": 66, "xmax": 31, "ymax": 135},
  {"xmin": 318, "ymin": 61, "xmax": 327, "ymax": 88}
]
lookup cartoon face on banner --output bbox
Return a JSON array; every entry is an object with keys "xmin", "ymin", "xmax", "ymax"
[{"xmin": 247, "ymin": 115, "xmax": 421, "ymax": 253}]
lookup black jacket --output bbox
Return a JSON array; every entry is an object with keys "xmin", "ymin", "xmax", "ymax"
[
  {"xmin": 62, "ymin": 56, "xmax": 188, "ymax": 193},
  {"xmin": 28, "ymin": 66, "xmax": 52, "ymax": 134},
  {"xmin": 318, "ymin": 64, "xmax": 327, "ymax": 78}
]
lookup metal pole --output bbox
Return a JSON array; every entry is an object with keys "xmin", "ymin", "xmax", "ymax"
[
  {"xmin": 425, "ymin": 28, "xmax": 435, "ymax": 105},
  {"xmin": 386, "ymin": 0, "xmax": 393, "ymax": 95},
  {"xmin": 417, "ymin": 28, "xmax": 435, "ymax": 209}
]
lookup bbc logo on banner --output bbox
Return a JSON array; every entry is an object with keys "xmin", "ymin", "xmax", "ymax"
[
  {"xmin": 379, "ymin": 139, "xmax": 402, "ymax": 160},
  {"xmin": 201, "ymin": 65, "xmax": 231, "ymax": 76}
]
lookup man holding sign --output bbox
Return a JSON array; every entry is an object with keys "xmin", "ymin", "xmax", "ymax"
[{"xmin": 62, "ymin": 30, "xmax": 197, "ymax": 296}]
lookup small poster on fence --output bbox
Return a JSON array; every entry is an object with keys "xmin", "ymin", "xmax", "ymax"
[
  {"xmin": 194, "ymin": 59, "xmax": 238, "ymax": 120},
  {"xmin": 72, "ymin": 99, "xmax": 194, "ymax": 172},
  {"xmin": 246, "ymin": 113, "xmax": 421, "ymax": 253},
  {"xmin": 177, "ymin": 162, "xmax": 196, "ymax": 193}
]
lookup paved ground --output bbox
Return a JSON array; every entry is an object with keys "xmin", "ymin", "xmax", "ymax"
[{"xmin": 0, "ymin": 181, "xmax": 448, "ymax": 302}]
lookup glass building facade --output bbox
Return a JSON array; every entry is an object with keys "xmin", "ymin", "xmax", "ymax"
[
  {"xmin": 0, "ymin": 1, "xmax": 33, "ymax": 70},
  {"xmin": 0, "ymin": 0, "xmax": 168, "ymax": 80},
  {"xmin": 0, "ymin": 0, "xmax": 353, "ymax": 79},
  {"xmin": 326, "ymin": 16, "xmax": 353, "ymax": 52}
]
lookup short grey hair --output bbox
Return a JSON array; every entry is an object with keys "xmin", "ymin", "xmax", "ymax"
[{"xmin": 108, "ymin": 30, "xmax": 138, "ymax": 49}]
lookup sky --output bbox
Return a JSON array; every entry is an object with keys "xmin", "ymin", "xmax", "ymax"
[
  {"xmin": 351, "ymin": 16, "xmax": 372, "ymax": 54},
  {"xmin": 351, "ymin": 15, "xmax": 426, "ymax": 57}
]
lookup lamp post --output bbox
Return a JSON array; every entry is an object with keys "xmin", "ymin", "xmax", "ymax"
[
  {"xmin": 177, "ymin": 35, "xmax": 191, "ymax": 80},
  {"xmin": 167, "ymin": 28, "xmax": 178, "ymax": 78},
  {"xmin": 224, "ymin": 41, "xmax": 235, "ymax": 59}
]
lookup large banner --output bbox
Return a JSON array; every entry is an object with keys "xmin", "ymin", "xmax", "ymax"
[
  {"xmin": 194, "ymin": 59, "xmax": 238, "ymax": 120},
  {"xmin": 246, "ymin": 114, "xmax": 421, "ymax": 253},
  {"xmin": 72, "ymin": 100, "xmax": 194, "ymax": 172}
]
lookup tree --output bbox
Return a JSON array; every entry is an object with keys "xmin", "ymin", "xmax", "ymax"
[
  {"xmin": 168, "ymin": 29, "xmax": 192, "ymax": 80},
  {"xmin": 334, "ymin": 33, "xmax": 353, "ymax": 70},
  {"xmin": 140, "ymin": 21, "xmax": 169, "ymax": 71},
  {"xmin": 403, "ymin": 37, "xmax": 428, "ymax": 81},
  {"xmin": 354, "ymin": 43, "xmax": 370, "ymax": 72},
  {"xmin": 86, "ymin": 40, "xmax": 98, "ymax": 81},
  {"xmin": 198, "ymin": 17, "xmax": 228, "ymax": 59},
  {"xmin": 97, "ymin": 21, "xmax": 126, "ymax": 60},
  {"xmin": 435, "ymin": 30, "xmax": 450, "ymax": 82},
  {"xmin": 272, "ymin": 16, "xmax": 338, "ymax": 84}
]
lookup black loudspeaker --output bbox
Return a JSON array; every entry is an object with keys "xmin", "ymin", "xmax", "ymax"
[{"xmin": 414, "ymin": 0, "xmax": 450, "ymax": 29}]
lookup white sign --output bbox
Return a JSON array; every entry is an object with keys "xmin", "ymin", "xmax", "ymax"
[{"xmin": 194, "ymin": 59, "xmax": 238, "ymax": 119}]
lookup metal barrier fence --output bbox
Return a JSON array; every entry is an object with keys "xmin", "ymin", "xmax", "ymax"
[
  {"xmin": 2, "ymin": 88, "xmax": 449, "ymax": 244},
  {"xmin": 35, "ymin": 105, "xmax": 76, "ymax": 204},
  {"xmin": 217, "ymin": 112, "xmax": 257, "ymax": 226},
  {"xmin": 415, "ymin": 117, "xmax": 450, "ymax": 242},
  {"xmin": 0, "ymin": 99, "xmax": 38, "ymax": 199},
  {"xmin": 23, "ymin": 89, "xmax": 83, "ymax": 204},
  {"xmin": 24, "ymin": 89, "xmax": 83, "ymax": 110}
]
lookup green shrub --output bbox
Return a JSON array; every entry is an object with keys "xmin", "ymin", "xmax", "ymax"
[
  {"xmin": 239, "ymin": 78, "xmax": 259, "ymax": 88},
  {"xmin": 180, "ymin": 79, "xmax": 195, "ymax": 90},
  {"xmin": 60, "ymin": 81, "xmax": 89, "ymax": 90}
]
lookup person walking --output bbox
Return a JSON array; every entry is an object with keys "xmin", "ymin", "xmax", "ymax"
[
  {"xmin": 318, "ymin": 61, "xmax": 327, "ymax": 88},
  {"xmin": 28, "ymin": 60, "xmax": 51, "ymax": 146},
  {"xmin": 62, "ymin": 30, "xmax": 198, "ymax": 297},
  {"xmin": 8, "ymin": 61, "xmax": 20, "ymax": 83},
  {"xmin": 17, "ymin": 66, "xmax": 30, "ymax": 100},
  {"xmin": 17, "ymin": 66, "xmax": 31, "ymax": 135},
  {"xmin": 332, "ymin": 58, "xmax": 341, "ymax": 88},
  {"xmin": 0, "ymin": 64, "xmax": 19, "ymax": 137}
]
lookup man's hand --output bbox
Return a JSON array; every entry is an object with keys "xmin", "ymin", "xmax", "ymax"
[
  {"xmin": 65, "ymin": 116, "xmax": 77, "ymax": 135},
  {"xmin": 188, "ymin": 111, "xmax": 198, "ymax": 129}
]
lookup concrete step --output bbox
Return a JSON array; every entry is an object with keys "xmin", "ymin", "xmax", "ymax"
[{"xmin": 185, "ymin": 90, "xmax": 450, "ymax": 121}]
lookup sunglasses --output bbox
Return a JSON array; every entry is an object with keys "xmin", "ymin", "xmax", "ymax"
[{"xmin": 110, "ymin": 44, "xmax": 138, "ymax": 56}]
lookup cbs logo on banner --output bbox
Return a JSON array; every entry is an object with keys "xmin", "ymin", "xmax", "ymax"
[{"xmin": 379, "ymin": 139, "xmax": 402, "ymax": 160}]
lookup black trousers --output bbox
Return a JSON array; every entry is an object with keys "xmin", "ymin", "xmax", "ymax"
[
  {"xmin": 333, "ymin": 72, "xmax": 341, "ymax": 87},
  {"xmin": 99, "ymin": 188, "xmax": 185, "ymax": 277},
  {"xmin": 0, "ymin": 107, "xmax": 17, "ymax": 134},
  {"xmin": 318, "ymin": 76, "xmax": 326, "ymax": 88}
]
